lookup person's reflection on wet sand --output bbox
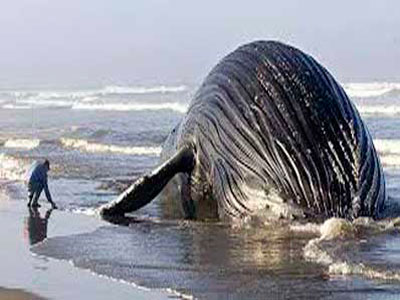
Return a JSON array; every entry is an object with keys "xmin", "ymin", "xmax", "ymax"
[{"xmin": 24, "ymin": 207, "xmax": 53, "ymax": 245}]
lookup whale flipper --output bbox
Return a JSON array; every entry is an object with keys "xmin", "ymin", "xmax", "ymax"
[{"xmin": 100, "ymin": 146, "xmax": 195, "ymax": 216}]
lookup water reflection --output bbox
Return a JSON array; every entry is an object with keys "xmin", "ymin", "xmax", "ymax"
[
  {"xmin": 34, "ymin": 212, "xmax": 397, "ymax": 299},
  {"xmin": 24, "ymin": 207, "xmax": 53, "ymax": 245},
  {"xmin": 94, "ymin": 215, "xmax": 329, "ymax": 298}
]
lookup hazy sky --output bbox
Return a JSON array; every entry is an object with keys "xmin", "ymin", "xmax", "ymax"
[{"xmin": 0, "ymin": 0, "xmax": 399, "ymax": 88}]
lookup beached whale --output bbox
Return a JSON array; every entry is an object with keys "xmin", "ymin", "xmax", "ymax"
[{"xmin": 100, "ymin": 41, "xmax": 386, "ymax": 221}]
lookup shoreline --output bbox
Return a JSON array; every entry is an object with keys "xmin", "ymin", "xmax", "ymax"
[
  {"xmin": 0, "ymin": 190, "xmax": 168, "ymax": 300},
  {"xmin": 0, "ymin": 287, "xmax": 46, "ymax": 300}
]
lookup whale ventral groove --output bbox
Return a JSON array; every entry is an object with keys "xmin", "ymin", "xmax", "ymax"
[{"xmin": 100, "ymin": 40, "xmax": 386, "ymax": 222}]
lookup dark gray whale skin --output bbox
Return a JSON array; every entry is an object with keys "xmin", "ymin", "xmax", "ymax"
[{"xmin": 100, "ymin": 41, "xmax": 386, "ymax": 221}]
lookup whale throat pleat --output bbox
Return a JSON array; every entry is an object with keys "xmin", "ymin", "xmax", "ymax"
[
  {"xmin": 183, "ymin": 41, "xmax": 385, "ymax": 219},
  {"xmin": 101, "ymin": 41, "xmax": 385, "ymax": 220}
]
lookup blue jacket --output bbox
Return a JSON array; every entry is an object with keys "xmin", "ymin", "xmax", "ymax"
[{"xmin": 26, "ymin": 161, "xmax": 52, "ymax": 202}]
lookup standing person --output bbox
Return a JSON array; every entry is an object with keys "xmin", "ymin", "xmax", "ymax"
[{"xmin": 26, "ymin": 159, "xmax": 57, "ymax": 209}]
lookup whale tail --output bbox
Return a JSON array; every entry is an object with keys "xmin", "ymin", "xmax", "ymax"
[{"xmin": 99, "ymin": 145, "xmax": 195, "ymax": 217}]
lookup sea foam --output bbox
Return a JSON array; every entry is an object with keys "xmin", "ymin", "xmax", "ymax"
[
  {"xmin": 2, "ymin": 104, "xmax": 32, "ymax": 109},
  {"xmin": 61, "ymin": 138, "xmax": 162, "ymax": 156},
  {"xmin": 71, "ymin": 102, "xmax": 188, "ymax": 113},
  {"xmin": 17, "ymin": 99, "xmax": 73, "ymax": 108},
  {"xmin": 374, "ymin": 139, "xmax": 400, "ymax": 155},
  {"xmin": 379, "ymin": 155, "xmax": 400, "ymax": 167},
  {"xmin": 3, "ymin": 139, "xmax": 40, "ymax": 150},
  {"xmin": 1, "ymin": 84, "xmax": 187, "ymax": 100},
  {"xmin": 100, "ymin": 84, "xmax": 187, "ymax": 95},
  {"xmin": 355, "ymin": 104, "xmax": 400, "ymax": 116},
  {"xmin": 1, "ymin": 84, "xmax": 189, "ymax": 112},
  {"xmin": 343, "ymin": 82, "xmax": 400, "ymax": 98},
  {"xmin": 303, "ymin": 217, "xmax": 400, "ymax": 281},
  {"xmin": 373, "ymin": 139, "xmax": 400, "ymax": 167},
  {"xmin": 0, "ymin": 153, "xmax": 30, "ymax": 181}
]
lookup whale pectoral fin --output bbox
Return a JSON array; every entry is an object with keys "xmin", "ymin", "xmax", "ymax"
[{"xmin": 100, "ymin": 145, "xmax": 195, "ymax": 217}]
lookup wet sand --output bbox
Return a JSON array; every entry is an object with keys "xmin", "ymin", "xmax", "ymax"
[
  {"xmin": 0, "ymin": 287, "xmax": 45, "ymax": 300},
  {"xmin": 0, "ymin": 190, "xmax": 168, "ymax": 300}
]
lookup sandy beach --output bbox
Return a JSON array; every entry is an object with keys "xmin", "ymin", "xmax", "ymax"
[
  {"xmin": 0, "ymin": 188, "xmax": 168, "ymax": 300},
  {"xmin": 0, "ymin": 287, "xmax": 45, "ymax": 300}
]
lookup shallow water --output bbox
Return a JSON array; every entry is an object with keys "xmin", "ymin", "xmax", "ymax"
[{"xmin": 2, "ymin": 83, "xmax": 400, "ymax": 299}]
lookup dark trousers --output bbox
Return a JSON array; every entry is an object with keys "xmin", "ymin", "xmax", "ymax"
[{"xmin": 28, "ymin": 182, "xmax": 43, "ymax": 206}]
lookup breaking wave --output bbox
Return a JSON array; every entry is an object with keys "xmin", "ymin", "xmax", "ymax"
[
  {"xmin": 100, "ymin": 85, "xmax": 187, "ymax": 95},
  {"xmin": 1, "ymin": 101, "xmax": 188, "ymax": 113},
  {"xmin": 379, "ymin": 155, "xmax": 400, "ymax": 167},
  {"xmin": 356, "ymin": 104, "xmax": 400, "ymax": 116},
  {"xmin": 4, "ymin": 83, "xmax": 400, "ymax": 115},
  {"xmin": 0, "ymin": 84, "xmax": 187, "ymax": 99},
  {"xmin": 2, "ymin": 104, "xmax": 32, "ymax": 110},
  {"xmin": 0, "ymin": 84, "xmax": 189, "ymax": 112},
  {"xmin": 374, "ymin": 139, "xmax": 400, "ymax": 155},
  {"xmin": 3, "ymin": 139, "xmax": 40, "ymax": 150},
  {"xmin": 328, "ymin": 261, "xmax": 400, "ymax": 280},
  {"xmin": 71, "ymin": 102, "xmax": 188, "ymax": 113},
  {"xmin": 16, "ymin": 99, "xmax": 73, "ymax": 108},
  {"xmin": 343, "ymin": 82, "xmax": 400, "ymax": 98},
  {"xmin": 301, "ymin": 217, "xmax": 400, "ymax": 281},
  {"xmin": 61, "ymin": 138, "xmax": 161, "ymax": 156},
  {"xmin": 0, "ymin": 153, "xmax": 30, "ymax": 181},
  {"xmin": 373, "ymin": 139, "xmax": 400, "ymax": 167}
]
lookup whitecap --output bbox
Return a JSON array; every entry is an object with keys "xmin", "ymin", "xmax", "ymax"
[
  {"xmin": 379, "ymin": 155, "xmax": 400, "ymax": 167},
  {"xmin": 0, "ymin": 153, "xmax": 30, "ymax": 181},
  {"xmin": 369, "ymin": 139, "xmax": 400, "ymax": 167},
  {"xmin": 302, "ymin": 216, "xmax": 400, "ymax": 282},
  {"xmin": 355, "ymin": 104, "xmax": 400, "ymax": 116},
  {"xmin": 2, "ymin": 104, "xmax": 32, "ymax": 109},
  {"xmin": 100, "ymin": 85, "xmax": 187, "ymax": 95},
  {"xmin": 72, "ymin": 102, "xmax": 188, "ymax": 113},
  {"xmin": 60, "ymin": 138, "xmax": 161, "ymax": 156},
  {"xmin": 3, "ymin": 139, "xmax": 40, "ymax": 150},
  {"xmin": 17, "ymin": 99, "xmax": 73, "ymax": 108},
  {"xmin": 343, "ymin": 82, "xmax": 400, "ymax": 98}
]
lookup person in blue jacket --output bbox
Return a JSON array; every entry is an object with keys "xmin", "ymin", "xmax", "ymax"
[{"xmin": 26, "ymin": 159, "xmax": 57, "ymax": 209}]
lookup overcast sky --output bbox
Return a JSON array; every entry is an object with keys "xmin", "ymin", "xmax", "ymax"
[{"xmin": 0, "ymin": 0, "xmax": 399, "ymax": 88}]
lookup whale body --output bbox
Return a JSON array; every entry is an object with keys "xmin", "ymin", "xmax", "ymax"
[{"xmin": 100, "ymin": 41, "xmax": 386, "ymax": 221}]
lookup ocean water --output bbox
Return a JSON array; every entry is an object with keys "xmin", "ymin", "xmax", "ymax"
[{"xmin": 1, "ymin": 83, "xmax": 400, "ymax": 299}]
